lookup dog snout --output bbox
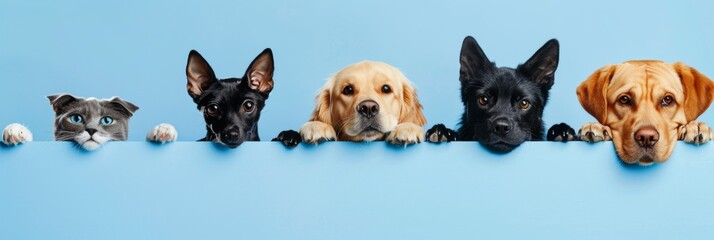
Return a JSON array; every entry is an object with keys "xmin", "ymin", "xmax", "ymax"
[
  {"xmin": 634, "ymin": 126, "xmax": 659, "ymax": 148},
  {"xmin": 492, "ymin": 118, "xmax": 512, "ymax": 135},
  {"xmin": 357, "ymin": 100, "xmax": 379, "ymax": 119},
  {"xmin": 222, "ymin": 128, "xmax": 242, "ymax": 144}
]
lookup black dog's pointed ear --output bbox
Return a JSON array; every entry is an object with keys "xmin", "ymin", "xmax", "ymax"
[
  {"xmin": 47, "ymin": 93, "xmax": 78, "ymax": 112},
  {"xmin": 460, "ymin": 36, "xmax": 495, "ymax": 83},
  {"xmin": 517, "ymin": 39, "xmax": 560, "ymax": 90},
  {"xmin": 242, "ymin": 48, "xmax": 274, "ymax": 96},
  {"xmin": 186, "ymin": 50, "xmax": 217, "ymax": 101},
  {"xmin": 107, "ymin": 97, "xmax": 139, "ymax": 117}
]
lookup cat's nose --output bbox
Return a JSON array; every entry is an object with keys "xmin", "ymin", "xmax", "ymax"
[{"xmin": 86, "ymin": 128, "xmax": 98, "ymax": 135}]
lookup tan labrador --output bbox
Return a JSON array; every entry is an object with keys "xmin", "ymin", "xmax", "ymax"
[
  {"xmin": 299, "ymin": 61, "xmax": 426, "ymax": 145},
  {"xmin": 577, "ymin": 60, "xmax": 714, "ymax": 165}
]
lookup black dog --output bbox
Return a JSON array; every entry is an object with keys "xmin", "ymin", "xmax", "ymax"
[
  {"xmin": 186, "ymin": 49, "xmax": 274, "ymax": 148},
  {"xmin": 426, "ymin": 36, "xmax": 574, "ymax": 152}
]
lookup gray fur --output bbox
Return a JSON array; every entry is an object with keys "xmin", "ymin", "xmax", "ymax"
[{"xmin": 48, "ymin": 94, "xmax": 138, "ymax": 150}]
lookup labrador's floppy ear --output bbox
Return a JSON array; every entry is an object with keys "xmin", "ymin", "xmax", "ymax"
[
  {"xmin": 47, "ymin": 94, "xmax": 78, "ymax": 113},
  {"xmin": 673, "ymin": 62, "xmax": 714, "ymax": 121},
  {"xmin": 242, "ymin": 48, "xmax": 274, "ymax": 96},
  {"xmin": 186, "ymin": 50, "xmax": 217, "ymax": 102},
  {"xmin": 399, "ymin": 79, "xmax": 426, "ymax": 126},
  {"xmin": 308, "ymin": 79, "xmax": 333, "ymax": 125},
  {"xmin": 576, "ymin": 65, "xmax": 617, "ymax": 123}
]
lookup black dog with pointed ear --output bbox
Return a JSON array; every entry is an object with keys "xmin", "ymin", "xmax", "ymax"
[
  {"xmin": 186, "ymin": 48, "xmax": 275, "ymax": 148},
  {"xmin": 427, "ymin": 36, "xmax": 574, "ymax": 152}
]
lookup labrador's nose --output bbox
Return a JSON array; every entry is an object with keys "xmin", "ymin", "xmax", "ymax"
[
  {"xmin": 492, "ymin": 118, "xmax": 512, "ymax": 136},
  {"xmin": 357, "ymin": 100, "xmax": 379, "ymax": 119},
  {"xmin": 634, "ymin": 127, "xmax": 659, "ymax": 148}
]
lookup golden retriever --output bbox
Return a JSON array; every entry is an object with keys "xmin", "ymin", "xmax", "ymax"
[
  {"xmin": 299, "ymin": 61, "xmax": 426, "ymax": 145},
  {"xmin": 577, "ymin": 60, "xmax": 714, "ymax": 165}
]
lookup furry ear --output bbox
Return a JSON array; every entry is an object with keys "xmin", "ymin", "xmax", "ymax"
[
  {"xmin": 399, "ymin": 80, "xmax": 426, "ymax": 126},
  {"xmin": 47, "ymin": 94, "xmax": 78, "ymax": 112},
  {"xmin": 517, "ymin": 39, "xmax": 560, "ymax": 90},
  {"xmin": 186, "ymin": 50, "xmax": 217, "ymax": 102},
  {"xmin": 242, "ymin": 48, "xmax": 275, "ymax": 96},
  {"xmin": 308, "ymin": 79, "xmax": 333, "ymax": 125},
  {"xmin": 576, "ymin": 65, "xmax": 617, "ymax": 123},
  {"xmin": 107, "ymin": 97, "xmax": 139, "ymax": 117},
  {"xmin": 672, "ymin": 62, "xmax": 714, "ymax": 121},
  {"xmin": 460, "ymin": 36, "xmax": 495, "ymax": 83}
]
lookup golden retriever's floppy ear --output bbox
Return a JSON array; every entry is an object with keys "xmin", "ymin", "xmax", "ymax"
[
  {"xmin": 399, "ymin": 81, "xmax": 426, "ymax": 126},
  {"xmin": 308, "ymin": 79, "xmax": 333, "ymax": 125},
  {"xmin": 576, "ymin": 65, "xmax": 617, "ymax": 123},
  {"xmin": 673, "ymin": 62, "xmax": 714, "ymax": 121}
]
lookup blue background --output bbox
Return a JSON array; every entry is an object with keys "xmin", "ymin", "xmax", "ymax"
[{"xmin": 2, "ymin": 0, "xmax": 713, "ymax": 140}]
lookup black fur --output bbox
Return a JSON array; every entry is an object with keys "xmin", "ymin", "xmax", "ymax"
[
  {"xmin": 426, "ymin": 36, "xmax": 572, "ymax": 152},
  {"xmin": 186, "ymin": 49, "xmax": 274, "ymax": 148}
]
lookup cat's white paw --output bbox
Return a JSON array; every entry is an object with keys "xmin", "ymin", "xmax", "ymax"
[
  {"xmin": 2, "ymin": 123, "xmax": 33, "ymax": 146},
  {"xmin": 146, "ymin": 123, "xmax": 178, "ymax": 143}
]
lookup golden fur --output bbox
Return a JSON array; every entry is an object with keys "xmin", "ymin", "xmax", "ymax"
[
  {"xmin": 577, "ymin": 60, "xmax": 714, "ymax": 165},
  {"xmin": 300, "ymin": 61, "xmax": 426, "ymax": 144}
]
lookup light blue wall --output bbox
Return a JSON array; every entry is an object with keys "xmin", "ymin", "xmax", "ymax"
[
  {"xmin": 2, "ymin": 142, "xmax": 714, "ymax": 239},
  {"xmin": 1, "ymin": 0, "xmax": 713, "ymax": 140}
]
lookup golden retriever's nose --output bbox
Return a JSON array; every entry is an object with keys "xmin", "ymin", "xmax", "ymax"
[
  {"xmin": 357, "ymin": 100, "xmax": 379, "ymax": 119},
  {"xmin": 634, "ymin": 127, "xmax": 659, "ymax": 148}
]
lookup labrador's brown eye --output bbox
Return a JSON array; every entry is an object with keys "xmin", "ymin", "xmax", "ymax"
[
  {"xmin": 618, "ymin": 95, "xmax": 631, "ymax": 105},
  {"xmin": 243, "ymin": 100, "xmax": 255, "ymax": 112},
  {"xmin": 381, "ymin": 85, "xmax": 392, "ymax": 94},
  {"xmin": 206, "ymin": 104, "xmax": 221, "ymax": 116},
  {"xmin": 661, "ymin": 95, "xmax": 674, "ymax": 106},
  {"xmin": 478, "ymin": 96, "xmax": 489, "ymax": 106},
  {"xmin": 342, "ymin": 85, "xmax": 354, "ymax": 95},
  {"xmin": 518, "ymin": 100, "xmax": 530, "ymax": 110}
]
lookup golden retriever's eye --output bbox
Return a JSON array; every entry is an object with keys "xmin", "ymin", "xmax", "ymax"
[
  {"xmin": 478, "ymin": 96, "xmax": 489, "ymax": 106},
  {"xmin": 618, "ymin": 95, "xmax": 631, "ymax": 105},
  {"xmin": 205, "ymin": 104, "xmax": 221, "ymax": 117},
  {"xmin": 243, "ymin": 100, "xmax": 255, "ymax": 112},
  {"xmin": 342, "ymin": 85, "xmax": 354, "ymax": 95},
  {"xmin": 661, "ymin": 95, "xmax": 674, "ymax": 107},
  {"xmin": 518, "ymin": 100, "xmax": 530, "ymax": 110},
  {"xmin": 381, "ymin": 85, "xmax": 392, "ymax": 94}
]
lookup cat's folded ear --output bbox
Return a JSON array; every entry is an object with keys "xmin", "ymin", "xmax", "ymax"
[
  {"xmin": 108, "ymin": 97, "xmax": 139, "ymax": 117},
  {"xmin": 47, "ymin": 94, "xmax": 78, "ymax": 112}
]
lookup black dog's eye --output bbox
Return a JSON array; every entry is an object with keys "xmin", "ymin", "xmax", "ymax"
[
  {"xmin": 518, "ymin": 100, "xmax": 530, "ymax": 110},
  {"xmin": 618, "ymin": 95, "xmax": 631, "ymax": 105},
  {"xmin": 478, "ymin": 96, "xmax": 489, "ymax": 106},
  {"xmin": 205, "ymin": 104, "xmax": 221, "ymax": 117},
  {"xmin": 342, "ymin": 85, "xmax": 354, "ymax": 95},
  {"xmin": 661, "ymin": 95, "xmax": 674, "ymax": 106},
  {"xmin": 243, "ymin": 100, "xmax": 255, "ymax": 112},
  {"xmin": 381, "ymin": 85, "xmax": 392, "ymax": 94}
]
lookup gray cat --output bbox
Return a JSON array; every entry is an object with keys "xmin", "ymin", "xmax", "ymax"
[{"xmin": 48, "ymin": 94, "xmax": 138, "ymax": 151}]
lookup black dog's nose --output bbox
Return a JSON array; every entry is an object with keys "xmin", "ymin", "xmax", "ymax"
[
  {"xmin": 86, "ymin": 128, "xmax": 97, "ymax": 135},
  {"xmin": 223, "ymin": 130, "xmax": 241, "ymax": 143},
  {"xmin": 357, "ymin": 100, "xmax": 379, "ymax": 118},
  {"xmin": 635, "ymin": 127, "xmax": 659, "ymax": 148},
  {"xmin": 492, "ymin": 119, "xmax": 512, "ymax": 135}
]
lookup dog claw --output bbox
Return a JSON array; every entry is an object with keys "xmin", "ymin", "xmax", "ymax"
[
  {"xmin": 273, "ymin": 130, "xmax": 302, "ymax": 148},
  {"xmin": 546, "ymin": 123, "xmax": 576, "ymax": 142},
  {"xmin": 425, "ymin": 124, "xmax": 457, "ymax": 143}
]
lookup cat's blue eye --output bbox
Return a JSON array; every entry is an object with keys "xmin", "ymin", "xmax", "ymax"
[
  {"xmin": 68, "ymin": 114, "xmax": 84, "ymax": 124},
  {"xmin": 100, "ymin": 116, "xmax": 113, "ymax": 125}
]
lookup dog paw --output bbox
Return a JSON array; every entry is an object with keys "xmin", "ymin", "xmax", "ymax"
[
  {"xmin": 386, "ymin": 123, "xmax": 425, "ymax": 145},
  {"xmin": 425, "ymin": 123, "xmax": 457, "ymax": 143},
  {"xmin": 547, "ymin": 122, "xmax": 576, "ymax": 142},
  {"xmin": 272, "ymin": 130, "xmax": 302, "ymax": 147},
  {"xmin": 578, "ymin": 122, "xmax": 612, "ymax": 142},
  {"xmin": 300, "ymin": 121, "xmax": 337, "ymax": 144},
  {"xmin": 2, "ymin": 123, "xmax": 33, "ymax": 146},
  {"xmin": 678, "ymin": 121, "xmax": 713, "ymax": 144},
  {"xmin": 146, "ymin": 123, "xmax": 178, "ymax": 143}
]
